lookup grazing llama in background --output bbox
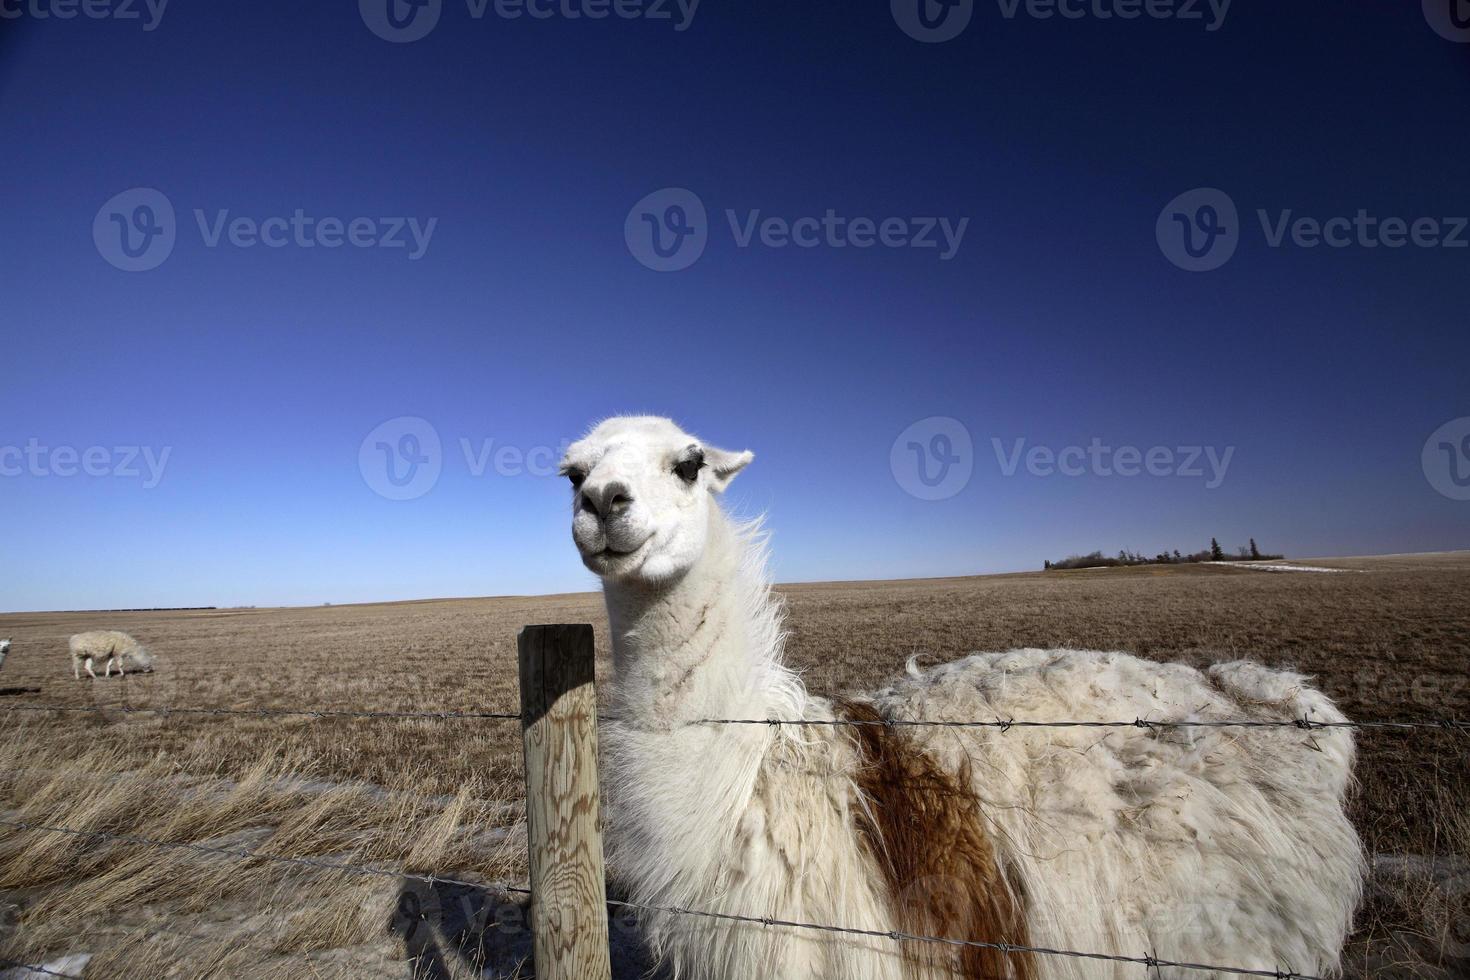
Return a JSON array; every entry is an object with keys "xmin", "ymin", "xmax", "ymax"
[
  {"xmin": 0, "ymin": 638, "xmax": 10, "ymax": 670},
  {"xmin": 70, "ymin": 631, "xmax": 154, "ymax": 680},
  {"xmin": 560, "ymin": 416, "xmax": 1363, "ymax": 980}
]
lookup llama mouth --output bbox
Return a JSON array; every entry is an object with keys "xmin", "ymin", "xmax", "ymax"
[{"xmin": 590, "ymin": 535, "xmax": 653, "ymax": 561}]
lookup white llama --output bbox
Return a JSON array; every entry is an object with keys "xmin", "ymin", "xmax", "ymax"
[
  {"xmin": 560, "ymin": 416, "xmax": 1363, "ymax": 980},
  {"xmin": 69, "ymin": 630, "xmax": 155, "ymax": 680},
  {"xmin": 0, "ymin": 637, "xmax": 10, "ymax": 671}
]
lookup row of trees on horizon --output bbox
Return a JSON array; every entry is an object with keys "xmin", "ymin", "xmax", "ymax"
[{"xmin": 1044, "ymin": 538, "xmax": 1283, "ymax": 571}]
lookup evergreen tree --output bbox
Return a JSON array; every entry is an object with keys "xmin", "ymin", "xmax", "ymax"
[
  {"xmin": 1249, "ymin": 538, "xmax": 1261, "ymax": 559},
  {"xmin": 1210, "ymin": 537, "xmax": 1225, "ymax": 561}
]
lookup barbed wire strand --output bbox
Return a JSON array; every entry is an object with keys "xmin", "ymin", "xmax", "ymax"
[
  {"xmin": 1, "ymin": 817, "xmax": 1330, "ymax": 980},
  {"xmin": 3, "ymin": 701, "xmax": 1465, "ymax": 731},
  {"xmin": 0, "ymin": 703, "xmax": 521, "ymax": 723},
  {"xmin": 689, "ymin": 716, "xmax": 1469, "ymax": 731},
  {"xmin": 604, "ymin": 894, "xmax": 1326, "ymax": 980}
]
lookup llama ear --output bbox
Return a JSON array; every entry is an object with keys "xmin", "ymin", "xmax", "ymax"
[{"xmin": 705, "ymin": 446, "xmax": 753, "ymax": 492}]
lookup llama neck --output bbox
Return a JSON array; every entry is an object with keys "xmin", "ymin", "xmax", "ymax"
[
  {"xmin": 601, "ymin": 508, "xmax": 812, "ymax": 903},
  {"xmin": 602, "ymin": 509, "xmax": 802, "ymax": 726},
  {"xmin": 599, "ymin": 511, "xmax": 799, "ymax": 725}
]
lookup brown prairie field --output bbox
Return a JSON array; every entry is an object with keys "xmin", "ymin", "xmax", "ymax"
[{"xmin": 1, "ymin": 553, "xmax": 1467, "ymax": 977}]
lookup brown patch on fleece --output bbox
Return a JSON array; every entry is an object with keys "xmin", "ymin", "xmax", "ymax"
[{"xmin": 837, "ymin": 699, "xmax": 1033, "ymax": 980}]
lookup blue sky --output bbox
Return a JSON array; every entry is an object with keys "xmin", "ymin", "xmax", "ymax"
[{"xmin": 1, "ymin": 2, "xmax": 1467, "ymax": 611}]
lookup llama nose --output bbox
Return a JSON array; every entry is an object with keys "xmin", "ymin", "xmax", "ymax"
[{"xmin": 580, "ymin": 480, "xmax": 633, "ymax": 519}]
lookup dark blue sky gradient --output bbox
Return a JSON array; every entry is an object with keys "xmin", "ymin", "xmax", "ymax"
[{"xmin": 1, "ymin": 2, "xmax": 1467, "ymax": 610}]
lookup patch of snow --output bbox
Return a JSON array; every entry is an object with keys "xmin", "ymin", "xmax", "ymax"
[
  {"xmin": 1204, "ymin": 562, "xmax": 1357, "ymax": 574},
  {"xmin": 0, "ymin": 953, "xmax": 91, "ymax": 980}
]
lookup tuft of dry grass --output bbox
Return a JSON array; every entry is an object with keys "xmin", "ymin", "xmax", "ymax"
[
  {"xmin": 0, "ymin": 552, "xmax": 1466, "ymax": 975},
  {"xmin": 0, "ymin": 733, "xmax": 520, "ymax": 977}
]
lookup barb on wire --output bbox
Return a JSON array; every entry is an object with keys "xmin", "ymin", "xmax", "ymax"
[
  {"xmin": 603, "ymin": 894, "xmax": 1325, "ymax": 980},
  {"xmin": 0, "ymin": 959, "xmax": 85, "ymax": 980},
  {"xmin": 0, "ymin": 703, "xmax": 521, "ymax": 723}
]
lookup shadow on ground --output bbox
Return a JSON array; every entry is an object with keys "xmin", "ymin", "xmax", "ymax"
[{"xmin": 392, "ymin": 876, "xmax": 665, "ymax": 980}]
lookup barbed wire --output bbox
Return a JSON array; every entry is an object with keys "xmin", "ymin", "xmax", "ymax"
[
  {"xmin": 0, "ymin": 815, "xmax": 1335, "ymax": 980},
  {"xmin": 603, "ymin": 894, "xmax": 1327, "ymax": 980},
  {"xmin": 3, "ymin": 700, "xmax": 1465, "ymax": 732},
  {"xmin": 689, "ymin": 715, "xmax": 1470, "ymax": 732},
  {"xmin": 0, "ymin": 703, "xmax": 520, "ymax": 723}
]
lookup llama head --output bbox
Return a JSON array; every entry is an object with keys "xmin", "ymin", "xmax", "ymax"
[
  {"xmin": 128, "ymin": 646, "xmax": 155, "ymax": 672},
  {"xmin": 560, "ymin": 416, "xmax": 752, "ymax": 584},
  {"xmin": 0, "ymin": 638, "xmax": 9, "ymax": 655}
]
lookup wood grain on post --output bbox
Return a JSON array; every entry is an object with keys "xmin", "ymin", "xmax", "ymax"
[{"xmin": 518, "ymin": 624, "xmax": 612, "ymax": 980}]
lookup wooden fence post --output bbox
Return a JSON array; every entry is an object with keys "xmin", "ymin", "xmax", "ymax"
[{"xmin": 517, "ymin": 624, "xmax": 612, "ymax": 980}]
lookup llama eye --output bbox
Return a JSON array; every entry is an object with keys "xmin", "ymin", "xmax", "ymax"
[
  {"xmin": 566, "ymin": 471, "xmax": 585, "ymax": 489},
  {"xmin": 674, "ymin": 455, "xmax": 704, "ymax": 483}
]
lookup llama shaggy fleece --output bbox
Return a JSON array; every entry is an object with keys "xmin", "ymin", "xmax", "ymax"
[
  {"xmin": 564, "ymin": 416, "xmax": 1364, "ymax": 980},
  {"xmin": 69, "ymin": 630, "xmax": 154, "ymax": 678}
]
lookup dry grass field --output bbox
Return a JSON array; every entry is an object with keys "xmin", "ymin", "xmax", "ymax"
[{"xmin": 1, "ymin": 553, "xmax": 1467, "ymax": 977}]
